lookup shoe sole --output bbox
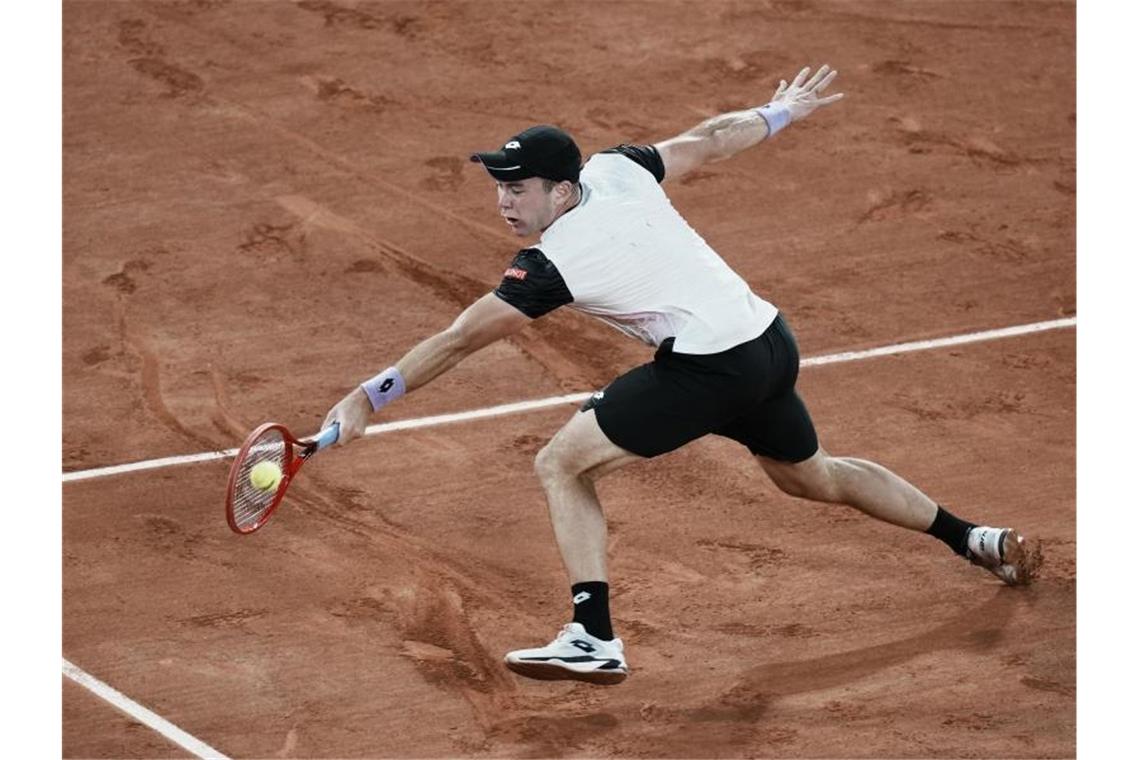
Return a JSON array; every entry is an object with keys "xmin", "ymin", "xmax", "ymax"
[
  {"xmin": 997, "ymin": 530, "xmax": 1044, "ymax": 586},
  {"xmin": 505, "ymin": 659, "xmax": 628, "ymax": 685}
]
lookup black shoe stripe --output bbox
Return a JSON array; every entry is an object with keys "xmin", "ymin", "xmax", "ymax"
[
  {"xmin": 997, "ymin": 528, "xmax": 1010, "ymax": 562},
  {"xmin": 519, "ymin": 655, "xmax": 623, "ymax": 668}
]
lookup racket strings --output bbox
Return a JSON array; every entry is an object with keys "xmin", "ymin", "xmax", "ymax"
[{"xmin": 231, "ymin": 429, "xmax": 288, "ymax": 531}]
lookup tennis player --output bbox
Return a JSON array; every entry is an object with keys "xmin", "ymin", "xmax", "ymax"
[{"xmin": 322, "ymin": 65, "xmax": 1039, "ymax": 685}]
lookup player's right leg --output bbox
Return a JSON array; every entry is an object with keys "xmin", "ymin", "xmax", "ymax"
[
  {"xmin": 509, "ymin": 337, "xmax": 757, "ymax": 685},
  {"xmin": 532, "ymin": 407, "xmax": 641, "ymax": 586},
  {"xmin": 505, "ymin": 407, "xmax": 638, "ymax": 685}
]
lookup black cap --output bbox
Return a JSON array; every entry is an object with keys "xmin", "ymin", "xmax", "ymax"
[{"xmin": 470, "ymin": 125, "xmax": 582, "ymax": 183}]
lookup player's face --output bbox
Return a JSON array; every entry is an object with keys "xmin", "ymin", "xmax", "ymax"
[{"xmin": 495, "ymin": 178, "xmax": 558, "ymax": 237}]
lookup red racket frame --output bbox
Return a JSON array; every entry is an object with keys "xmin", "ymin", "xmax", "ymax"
[{"xmin": 225, "ymin": 422, "xmax": 320, "ymax": 535}]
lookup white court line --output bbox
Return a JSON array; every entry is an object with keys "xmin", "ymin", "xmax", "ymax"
[
  {"xmin": 63, "ymin": 660, "xmax": 231, "ymax": 760},
  {"xmin": 61, "ymin": 316, "xmax": 1075, "ymax": 484},
  {"xmin": 61, "ymin": 315, "xmax": 1075, "ymax": 753},
  {"xmin": 802, "ymin": 316, "xmax": 1076, "ymax": 366}
]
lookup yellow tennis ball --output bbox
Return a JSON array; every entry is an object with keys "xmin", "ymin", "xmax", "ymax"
[{"xmin": 249, "ymin": 461, "xmax": 283, "ymax": 492}]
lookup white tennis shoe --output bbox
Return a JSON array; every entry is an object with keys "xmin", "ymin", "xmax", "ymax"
[
  {"xmin": 504, "ymin": 623, "xmax": 629, "ymax": 685},
  {"xmin": 965, "ymin": 526, "xmax": 1041, "ymax": 586}
]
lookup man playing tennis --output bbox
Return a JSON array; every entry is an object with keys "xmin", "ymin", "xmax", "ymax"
[{"xmin": 323, "ymin": 65, "xmax": 1039, "ymax": 685}]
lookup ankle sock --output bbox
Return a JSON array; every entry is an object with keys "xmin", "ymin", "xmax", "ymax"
[
  {"xmin": 926, "ymin": 505, "xmax": 977, "ymax": 557},
  {"xmin": 571, "ymin": 581, "xmax": 614, "ymax": 640}
]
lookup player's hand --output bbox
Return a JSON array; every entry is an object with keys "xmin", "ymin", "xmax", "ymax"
[
  {"xmin": 771, "ymin": 65, "xmax": 844, "ymax": 122},
  {"xmin": 322, "ymin": 387, "xmax": 372, "ymax": 446}
]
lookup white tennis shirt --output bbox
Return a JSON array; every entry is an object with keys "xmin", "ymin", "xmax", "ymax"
[{"xmin": 536, "ymin": 152, "xmax": 778, "ymax": 354}]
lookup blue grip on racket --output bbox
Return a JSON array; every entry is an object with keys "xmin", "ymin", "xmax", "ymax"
[{"xmin": 315, "ymin": 422, "xmax": 340, "ymax": 450}]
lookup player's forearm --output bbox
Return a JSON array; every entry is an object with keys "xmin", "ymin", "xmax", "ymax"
[
  {"xmin": 692, "ymin": 65, "xmax": 840, "ymax": 164},
  {"xmin": 351, "ymin": 328, "xmax": 474, "ymax": 419},
  {"xmin": 354, "ymin": 293, "xmax": 527, "ymax": 419},
  {"xmin": 326, "ymin": 294, "xmax": 522, "ymax": 443},
  {"xmin": 394, "ymin": 328, "xmax": 474, "ymax": 392},
  {"xmin": 684, "ymin": 108, "xmax": 775, "ymax": 164}
]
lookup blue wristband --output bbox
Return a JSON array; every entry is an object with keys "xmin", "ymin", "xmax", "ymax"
[
  {"xmin": 361, "ymin": 366, "xmax": 406, "ymax": 412},
  {"xmin": 756, "ymin": 102, "xmax": 792, "ymax": 137}
]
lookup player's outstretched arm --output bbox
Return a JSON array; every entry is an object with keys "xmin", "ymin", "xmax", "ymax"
[
  {"xmin": 654, "ymin": 64, "xmax": 843, "ymax": 182},
  {"xmin": 322, "ymin": 292, "xmax": 531, "ymax": 444}
]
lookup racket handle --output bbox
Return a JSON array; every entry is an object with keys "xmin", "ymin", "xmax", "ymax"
[{"xmin": 315, "ymin": 422, "xmax": 340, "ymax": 450}]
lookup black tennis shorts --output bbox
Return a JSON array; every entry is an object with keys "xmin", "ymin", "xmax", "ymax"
[{"xmin": 583, "ymin": 313, "xmax": 818, "ymax": 462}]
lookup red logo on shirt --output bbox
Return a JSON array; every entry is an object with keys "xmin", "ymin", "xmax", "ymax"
[{"xmin": 504, "ymin": 267, "xmax": 527, "ymax": 281}]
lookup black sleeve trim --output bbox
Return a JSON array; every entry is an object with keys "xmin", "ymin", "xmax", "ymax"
[
  {"xmin": 600, "ymin": 144, "xmax": 666, "ymax": 183},
  {"xmin": 493, "ymin": 248, "xmax": 573, "ymax": 319}
]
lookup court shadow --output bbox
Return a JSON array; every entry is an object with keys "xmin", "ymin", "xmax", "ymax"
[
  {"xmin": 642, "ymin": 589, "xmax": 1026, "ymax": 753},
  {"xmin": 729, "ymin": 587, "xmax": 1022, "ymax": 702}
]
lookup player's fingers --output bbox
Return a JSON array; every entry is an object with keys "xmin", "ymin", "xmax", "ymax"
[
  {"xmin": 336, "ymin": 422, "xmax": 358, "ymax": 446},
  {"xmin": 817, "ymin": 93, "xmax": 845, "ymax": 105},
  {"xmin": 326, "ymin": 403, "xmax": 355, "ymax": 439},
  {"xmin": 814, "ymin": 69, "xmax": 839, "ymax": 93},
  {"xmin": 326, "ymin": 416, "xmax": 349, "ymax": 444},
  {"xmin": 804, "ymin": 64, "xmax": 830, "ymax": 90},
  {"xmin": 774, "ymin": 79, "xmax": 788, "ymax": 97},
  {"xmin": 791, "ymin": 66, "xmax": 810, "ymax": 89}
]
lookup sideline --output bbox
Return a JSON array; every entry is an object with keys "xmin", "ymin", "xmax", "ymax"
[
  {"xmin": 63, "ymin": 660, "xmax": 230, "ymax": 759},
  {"xmin": 62, "ymin": 316, "xmax": 1075, "ymax": 484}
]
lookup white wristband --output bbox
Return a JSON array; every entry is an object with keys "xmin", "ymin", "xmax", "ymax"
[
  {"xmin": 361, "ymin": 366, "xmax": 406, "ymax": 412},
  {"xmin": 756, "ymin": 102, "xmax": 792, "ymax": 137}
]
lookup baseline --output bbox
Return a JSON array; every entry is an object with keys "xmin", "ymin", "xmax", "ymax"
[{"xmin": 62, "ymin": 316, "xmax": 1075, "ymax": 483}]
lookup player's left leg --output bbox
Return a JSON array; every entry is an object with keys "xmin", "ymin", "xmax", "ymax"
[
  {"xmin": 717, "ymin": 314, "xmax": 1041, "ymax": 586},
  {"xmin": 757, "ymin": 447, "xmax": 937, "ymax": 530},
  {"xmin": 756, "ymin": 448, "xmax": 1040, "ymax": 585}
]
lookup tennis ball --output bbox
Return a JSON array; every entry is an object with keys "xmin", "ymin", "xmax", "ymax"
[{"xmin": 249, "ymin": 461, "xmax": 283, "ymax": 492}]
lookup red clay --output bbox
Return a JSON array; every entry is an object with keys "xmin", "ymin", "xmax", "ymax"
[{"xmin": 64, "ymin": 1, "xmax": 1074, "ymax": 757}]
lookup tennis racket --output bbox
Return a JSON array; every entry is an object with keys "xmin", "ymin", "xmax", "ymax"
[{"xmin": 225, "ymin": 421, "xmax": 339, "ymax": 534}]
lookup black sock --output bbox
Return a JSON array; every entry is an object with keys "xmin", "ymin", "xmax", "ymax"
[
  {"xmin": 926, "ymin": 505, "xmax": 977, "ymax": 557},
  {"xmin": 571, "ymin": 581, "xmax": 613, "ymax": 641}
]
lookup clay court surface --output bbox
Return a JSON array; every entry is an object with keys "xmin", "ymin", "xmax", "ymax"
[{"xmin": 62, "ymin": 1, "xmax": 1075, "ymax": 757}]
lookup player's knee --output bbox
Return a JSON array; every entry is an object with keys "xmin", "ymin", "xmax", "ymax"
[
  {"xmin": 534, "ymin": 441, "xmax": 572, "ymax": 485},
  {"xmin": 771, "ymin": 471, "xmax": 807, "ymax": 498},
  {"xmin": 768, "ymin": 455, "xmax": 841, "ymax": 502},
  {"xmin": 771, "ymin": 469, "xmax": 820, "ymax": 499}
]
